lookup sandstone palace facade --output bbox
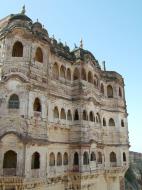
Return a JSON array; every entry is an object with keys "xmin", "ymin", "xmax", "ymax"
[{"xmin": 0, "ymin": 9, "xmax": 129, "ymax": 190}]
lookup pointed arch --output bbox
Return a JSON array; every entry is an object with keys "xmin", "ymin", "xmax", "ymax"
[
  {"xmin": 107, "ymin": 85, "xmax": 113, "ymax": 98},
  {"xmin": 61, "ymin": 108, "xmax": 66, "ymax": 119},
  {"xmin": 121, "ymin": 119, "xmax": 124, "ymax": 127},
  {"xmin": 73, "ymin": 68, "xmax": 80, "ymax": 80},
  {"xmin": 110, "ymin": 152, "xmax": 117, "ymax": 162},
  {"xmin": 57, "ymin": 152, "xmax": 62, "ymax": 166},
  {"xmin": 33, "ymin": 98, "xmax": 41, "ymax": 112},
  {"xmin": 109, "ymin": 118, "xmax": 115, "ymax": 126},
  {"xmin": 49, "ymin": 152, "xmax": 55, "ymax": 166},
  {"xmin": 63, "ymin": 152, "xmax": 68, "ymax": 165},
  {"xmin": 54, "ymin": 106, "xmax": 59, "ymax": 119},
  {"xmin": 88, "ymin": 71, "xmax": 93, "ymax": 83},
  {"xmin": 3, "ymin": 150, "xmax": 17, "ymax": 168},
  {"xmin": 119, "ymin": 87, "xmax": 122, "ymax": 97},
  {"xmin": 31, "ymin": 152, "xmax": 40, "ymax": 169},
  {"xmin": 90, "ymin": 152, "xmax": 96, "ymax": 161},
  {"xmin": 60, "ymin": 65, "xmax": 66, "ymax": 78},
  {"xmin": 66, "ymin": 68, "xmax": 71, "ymax": 80},
  {"xmin": 81, "ymin": 68, "xmax": 87, "ymax": 81},
  {"xmin": 97, "ymin": 152, "xmax": 102, "ymax": 164},
  {"xmin": 53, "ymin": 63, "xmax": 59, "ymax": 79},
  {"xmin": 73, "ymin": 152, "xmax": 79, "ymax": 165},
  {"xmin": 83, "ymin": 110, "xmax": 87, "ymax": 120},
  {"xmin": 67, "ymin": 110, "xmax": 72, "ymax": 120},
  {"xmin": 89, "ymin": 111, "xmax": 94, "ymax": 122},
  {"xmin": 12, "ymin": 41, "xmax": 23, "ymax": 57},
  {"xmin": 35, "ymin": 47, "xmax": 43, "ymax": 63},
  {"xmin": 103, "ymin": 118, "xmax": 106, "ymax": 126},
  {"xmin": 83, "ymin": 152, "xmax": 89, "ymax": 165},
  {"xmin": 123, "ymin": 152, "xmax": 126, "ymax": 162},
  {"xmin": 74, "ymin": 109, "xmax": 79, "ymax": 120},
  {"xmin": 8, "ymin": 94, "xmax": 19, "ymax": 109}
]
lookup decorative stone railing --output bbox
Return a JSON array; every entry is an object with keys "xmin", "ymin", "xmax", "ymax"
[{"xmin": 72, "ymin": 165, "xmax": 79, "ymax": 172}]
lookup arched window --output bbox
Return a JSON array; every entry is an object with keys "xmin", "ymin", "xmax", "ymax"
[
  {"xmin": 90, "ymin": 152, "xmax": 96, "ymax": 161},
  {"xmin": 83, "ymin": 110, "xmax": 87, "ymax": 120},
  {"xmin": 60, "ymin": 65, "xmax": 66, "ymax": 78},
  {"xmin": 49, "ymin": 152, "xmax": 55, "ymax": 166},
  {"xmin": 109, "ymin": 118, "xmax": 115, "ymax": 126},
  {"xmin": 121, "ymin": 119, "xmax": 124, "ymax": 127},
  {"xmin": 63, "ymin": 152, "xmax": 68, "ymax": 165},
  {"xmin": 74, "ymin": 109, "xmax": 79, "ymax": 120},
  {"xmin": 57, "ymin": 152, "xmax": 62, "ymax": 166},
  {"xmin": 12, "ymin": 41, "xmax": 23, "ymax": 57},
  {"xmin": 33, "ymin": 98, "xmax": 41, "ymax": 112},
  {"xmin": 73, "ymin": 68, "xmax": 80, "ymax": 80},
  {"xmin": 89, "ymin": 111, "xmax": 94, "ymax": 122},
  {"xmin": 35, "ymin": 47, "xmax": 43, "ymax": 63},
  {"xmin": 66, "ymin": 68, "xmax": 71, "ymax": 80},
  {"xmin": 83, "ymin": 152, "xmax": 89, "ymax": 165},
  {"xmin": 67, "ymin": 110, "xmax": 72, "ymax": 121},
  {"xmin": 103, "ymin": 118, "xmax": 106, "ymax": 126},
  {"xmin": 110, "ymin": 152, "xmax": 117, "ymax": 162},
  {"xmin": 123, "ymin": 152, "xmax": 126, "ymax": 162},
  {"xmin": 97, "ymin": 152, "xmax": 102, "ymax": 164},
  {"xmin": 53, "ymin": 63, "xmax": 59, "ymax": 79},
  {"xmin": 88, "ymin": 71, "xmax": 93, "ymax": 83},
  {"xmin": 119, "ymin": 87, "xmax": 122, "ymax": 97},
  {"xmin": 101, "ymin": 83, "xmax": 104, "ymax": 94},
  {"xmin": 8, "ymin": 94, "xmax": 19, "ymax": 109},
  {"xmin": 107, "ymin": 85, "xmax": 113, "ymax": 98},
  {"xmin": 81, "ymin": 68, "xmax": 86, "ymax": 81},
  {"xmin": 54, "ymin": 106, "xmax": 59, "ymax": 119},
  {"xmin": 31, "ymin": 152, "xmax": 40, "ymax": 169},
  {"xmin": 73, "ymin": 152, "xmax": 79, "ymax": 165},
  {"xmin": 3, "ymin": 150, "xmax": 17, "ymax": 168},
  {"xmin": 61, "ymin": 108, "xmax": 66, "ymax": 119}
]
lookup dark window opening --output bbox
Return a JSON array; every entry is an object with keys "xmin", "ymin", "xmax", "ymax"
[
  {"xmin": 31, "ymin": 152, "xmax": 40, "ymax": 169},
  {"xmin": 12, "ymin": 41, "xmax": 23, "ymax": 57},
  {"xmin": 8, "ymin": 94, "xmax": 19, "ymax": 109},
  {"xmin": 3, "ymin": 150, "xmax": 17, "ymax": 169},
  {"xmin": 33, "ymin": 98, "xmax": 41, "ymax": 112}
]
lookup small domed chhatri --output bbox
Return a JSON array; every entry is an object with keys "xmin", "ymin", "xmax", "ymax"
[{"xmin": 0, "ymin": 8, "xmax": 129, "ymax": 190}]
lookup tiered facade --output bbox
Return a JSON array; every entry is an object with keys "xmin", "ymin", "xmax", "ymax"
[{"xmin": 0, "ymin": 9, "xmax": 129, "ymax": 190}]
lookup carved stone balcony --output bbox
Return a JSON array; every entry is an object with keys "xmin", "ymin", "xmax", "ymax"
[{"xmin": 72, "ymin": 165, "xmax": 79, "ymax": 172}]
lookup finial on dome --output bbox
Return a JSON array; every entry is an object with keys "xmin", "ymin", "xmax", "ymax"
[
  {"xmin": 21, "ymin": 5, "xmax": 26, "ymax": 15},
  {"xmin": 36, "ymin": 19, "xmax": 39, "ymax": 22},
  {"xmin": 52, "ymin": 34, "xmax": 55, "ymax": 39},
  {"xmin": 80, "ymin": 38, "xmax": 83, "ymax": 48}
]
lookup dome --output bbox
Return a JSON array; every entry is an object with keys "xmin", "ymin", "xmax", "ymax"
[
  {"xmin": 9, "ymin": 13, "xmax": 32, "ymax": 22},
  {"xmin": 32, "ymin": 21, "xmax": 42, "ymax": 29}
]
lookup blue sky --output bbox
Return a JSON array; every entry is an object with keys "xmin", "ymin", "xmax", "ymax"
[{"xmin": 0, "ymin": 0, "xmax": 141, "ymax": 152}]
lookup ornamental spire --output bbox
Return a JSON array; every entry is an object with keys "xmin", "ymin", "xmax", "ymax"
[
  {"xmin": 21, "ymin": 5, "xmax": 26, "ymax": 15},
  {"xmin": 80, "ymin": 37, "xmax": 83, "ymax": 48}
]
